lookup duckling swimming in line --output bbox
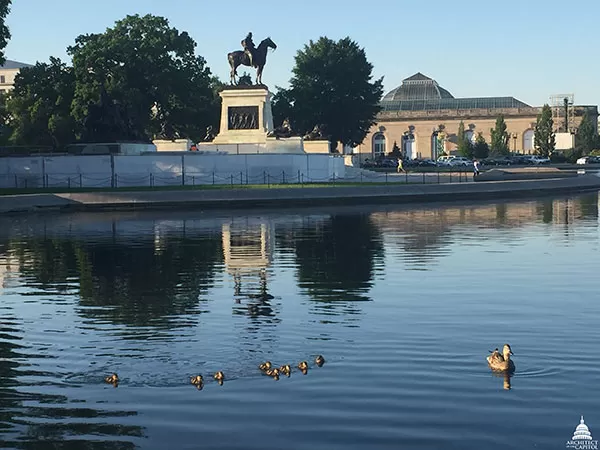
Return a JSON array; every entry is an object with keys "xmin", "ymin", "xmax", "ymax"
[
  {"xmin": 298, "ymin": 361, "xmax": 309, "ymax": 375},
  {"xmin": 315, "ymin": 355, "xmax": 325, "ymax": 367},
  {"xmin": 487, "ymin": 344, "xmax": 515, "ymax": 372},
  {"xmin": 265, "ymin": 368, "xmax": 280, "ymax": 380},
  {"xmin": 190, "ymin": 375, "xmax": 204, "ymax": 389},
  {"xmin": 279, "ymin": 365, "xmax": 292, "ymax": 377},
  {"xmin": 214, "ymin": 371, "xmax": 225, "ymax": 386},
  {"xmin": 259, "ymin": 361, "xmax": 272, "ymax": 372},
  {"xmin": 104, "ymin": 373, "xmax": 119, "ymax": 386}
]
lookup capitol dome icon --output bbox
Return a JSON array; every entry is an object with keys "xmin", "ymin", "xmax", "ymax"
[{"xmin": 572, "ymin": 416, "xmax": 594, "ymax": 441}]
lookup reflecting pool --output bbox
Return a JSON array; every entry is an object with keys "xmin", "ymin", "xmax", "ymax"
[{"xmin": 1, "ymin": 193, "xmax": 600, "ymax": 449}]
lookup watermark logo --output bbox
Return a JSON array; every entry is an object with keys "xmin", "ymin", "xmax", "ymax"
[{"xmin": 566, "ymin": 416, "xmax": 598, "ymax": 450}]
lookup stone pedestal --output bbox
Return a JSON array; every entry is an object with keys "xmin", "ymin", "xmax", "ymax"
[
  {"xmin": 303, "ymin": 140, "xmax": 331, "ymax": 154},
  {"xmin": 153, "ymin": 139, "xmax": 193, "ymax": 152},
  {"xmin": 212, "ymin": 86, "xmax": 274, "ymax": 144}
]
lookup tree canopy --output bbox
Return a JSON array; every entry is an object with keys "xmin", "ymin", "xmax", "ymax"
[
  {"xmin": 281, "ymin": 36, "xmax": 383, "ymax": 151},
  {"xmin": 490, "ymin": 115, "xmax": 510, "ymax": 156},
  {"xmin": 0, "ymin": 0, "xmax": 11, "ymax": 65},
  {"xmin": 534, "ymin": 104, "xmax": 555, "ymax": 157},
  {"xmin": 472, "ymin": 132, "xmax": 490, "ymax": 160},
  {"xmin": 575, "ymin": 110, "xmax": 599, "ymax": 154},
  {"xmin": 67, "ymin": 14, "xmax": 217, "ymax": 143},
  {"xmin": 6, "ymin": 57, "xmax": 76, "ymax": 148}
]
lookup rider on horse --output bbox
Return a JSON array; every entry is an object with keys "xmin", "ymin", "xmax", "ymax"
[{"xmin": 241, "ymin": 32, "xmax": 256, "ymax": 67}]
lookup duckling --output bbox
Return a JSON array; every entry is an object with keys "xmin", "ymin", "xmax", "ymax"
[
  {"xmin": 279, "ymin": 364, "xmax": 292, "ymax": 377},
  {"xmin": 259, "ymin": 361, "xmax": 272, "ymax": 372},
  {"xmin": 486, "ymin": 344, "xmax": 515, "ymax": 372},
  {"xmin": 315, "ymin": 355, "xmax": 325, "ymax": 367},
  {"xmin": 104, "ymin": 373, "xmax": 119, "ymax": 386},
  {"xmin": 298, "ymin": 361, "xmax": 309, "ymax": 374},
  {"xmin": 190, "ymin": 375, "xmax": 204, "ymax": 389},
  {"xmin": 265, "ymin": 368, "xmax": 280, "ymax": 380},
  {"xmin": 214, "ymin": 371, "xmax": 225, "ymax": 386}
]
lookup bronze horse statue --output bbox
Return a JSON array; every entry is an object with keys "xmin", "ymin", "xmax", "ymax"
[{"xmin": 228, "ymin": 37, "xmax": 277, "ymax": 85}]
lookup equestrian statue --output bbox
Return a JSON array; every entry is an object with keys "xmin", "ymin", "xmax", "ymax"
[{"xmin": 228, "ymin": 32, "xmax": 277, "ymax": 85}]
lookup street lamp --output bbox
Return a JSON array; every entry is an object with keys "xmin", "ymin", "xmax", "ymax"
[{"xmin": 512, "ymin": 133, "xmax": 518, "ymax": 153}]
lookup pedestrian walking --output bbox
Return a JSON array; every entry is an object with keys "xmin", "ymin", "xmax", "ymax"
[
  {"xmin": 473, "ymin": 159, "xmax": 480, "ymax": 178},
  {"xmin": 397, "ymin": 158, "xmax": 406, "ymax": 173}
]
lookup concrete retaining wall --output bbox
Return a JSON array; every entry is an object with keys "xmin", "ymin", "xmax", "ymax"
[{"xmin": 0, "ymin": 153, "xmax": 345, "ymax": 188}]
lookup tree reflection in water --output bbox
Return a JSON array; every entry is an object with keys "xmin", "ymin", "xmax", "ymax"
[
  {"xmin": 10, "ymin": 232, "xmax": 223, "ymax": 332},
  {"xmin": 292, "ymin": 214, "xmax": 383, "ymax": 307}
]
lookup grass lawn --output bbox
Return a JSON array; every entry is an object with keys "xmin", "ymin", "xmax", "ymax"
[{"xmin": 0, "ymin": 181, "xmax": 402, "ymax": 196}]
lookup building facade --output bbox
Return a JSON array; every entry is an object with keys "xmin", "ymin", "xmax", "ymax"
[
  {"xmin": 0, "ymin": 60, "xmax": 33, "ymax": 94},
  {"xmin": 355, "ymin": 73, "xmax": 599, "ymax": 160}
]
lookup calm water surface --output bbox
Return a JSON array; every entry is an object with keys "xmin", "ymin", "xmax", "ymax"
[{"xmin": 1, "ymin": 194, "xmax": 600, "ymax": 449}]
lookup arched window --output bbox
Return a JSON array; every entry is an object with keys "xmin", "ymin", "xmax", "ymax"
[
  {"xmin": 523, "ymin": 130, "xmax": 535, "ymax": 153},
  {"xmin": 373, "ymin": 133, "xmax": 386, "ymax": 158}
]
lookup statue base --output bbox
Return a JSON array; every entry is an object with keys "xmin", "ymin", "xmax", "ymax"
[
  {"xmin": 196, "ymin": 137, "xmax": 304, "ymax": 154},
  {"xmin": 211, "ymin": 87, "xmax": 274, "ymax": 145}
]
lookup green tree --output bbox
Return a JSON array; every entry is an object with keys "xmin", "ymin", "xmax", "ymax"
[
  {"xmin": 68, "ymin": 14, "xmax": 217, "ymax": 143},
  {"xmin": 472, "ymin": 132, "xmax": 490, "ymax": 159},
  {"xmin": 0, "ymin": 0, "xmax": 11, "ymax": 65},
  {"xmin": 457, "ymin": 120, "xmax": 473, "ymax": 158},
  {"xmin": 285, "ymin": 36, "xmax": 383, "ymax": 151},
  {"xmin": 389, "ymin": 141, "xmax": 401, "ymax": 158},
  {"xmin": 534, "ymin": 104, "xmax": 555, "ymax": 157},
  {"xmin": 271, "ymin": 86, "xmax": 295, "ymax": 128},
  {"xmin": 6, "ymin": 57, "xmax": 76, "ymax": 148},
  {"xmin": 575, "ymin": 110, "xmax": 599, "ymax": 154},
  {"xmin": 490, "ymin": 115, "xmax": 510, "ymax": 156}
]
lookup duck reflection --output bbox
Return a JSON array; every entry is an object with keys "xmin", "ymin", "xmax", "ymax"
[{"xmin": 491, "ymin": 371, "xmax": 513, "ymax": 390}]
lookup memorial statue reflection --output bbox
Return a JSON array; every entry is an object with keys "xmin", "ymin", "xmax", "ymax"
[
  {"xmin": 0, "ymin": 255, "xmax": 143, "ymax": 448},
  {"xmin": 222, "ymin": 220, "xmax": 279, "ymax": 323}
]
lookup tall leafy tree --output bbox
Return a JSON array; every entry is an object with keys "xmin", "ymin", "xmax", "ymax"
[
  {"xmin": 285, "ymin": 37, "xmax": 383, "ymax": 151},
  {"xmin": 6, "ymin": 57, "xmax": 76, "ymax": 148},
  {"xmin": 534, "ymin": 104, "xmax": 555, "ymax": 157},
  {"xmin": 490, "ymin": 115, "xmax": 510, "ymax": 156},
  {"xmin": 575, "ymin": 110, "xmax": 599, "ymax": 154},
  {"xmin": 68, "ymin": 14, "xmax": 217, "ymax": 143},
  {"xmin": 0, "ymin": 0, "xmax": 10, "ymax": 65},
  {"xmin": 472, "ymin": 132, "xmax": 490, "ymax": 159}
]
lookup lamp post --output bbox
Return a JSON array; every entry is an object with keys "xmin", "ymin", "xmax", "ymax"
[{"xmin": 512, "ymin": 133, "xmax": 518, "ymax": 153}]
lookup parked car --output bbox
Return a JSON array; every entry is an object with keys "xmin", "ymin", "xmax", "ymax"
[
  {"xmin": 523, "ymin": 155, "xmax": 550, "ymax": 165},
  {"xmin": 576, "ymin": 156, "xmax": 600, "ymax": 165},
  {"xmin": 436, "ymin": 156, "xmax": 455, "ymax": 166},
  {"xmin": 447, "ymin": 156, "xmax": 472, "ymax": 167}
]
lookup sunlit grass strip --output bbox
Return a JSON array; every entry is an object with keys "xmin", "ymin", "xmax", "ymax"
[{"xmin": 0, "ymin": 182, "xmax": 400, "ymax": 196}]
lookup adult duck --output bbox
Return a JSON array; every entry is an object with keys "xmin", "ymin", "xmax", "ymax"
[{"xmin": 487, "ymin": 344, "xmax": 515, "ymax": 372}]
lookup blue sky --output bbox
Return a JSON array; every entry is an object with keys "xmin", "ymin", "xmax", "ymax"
[{"xmin": 5, "ymin": 0, "xmax": 599, "ymax": 108}]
